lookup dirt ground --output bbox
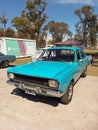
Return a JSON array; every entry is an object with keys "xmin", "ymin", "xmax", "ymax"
[{"xmin": 0, "ymin": 69, "xmax": 98, "ymax": 130}]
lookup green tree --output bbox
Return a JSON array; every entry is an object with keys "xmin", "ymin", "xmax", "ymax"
[
  {"xmin": 44, "ymin": 21, "xmax": 72, "ymax": 43},
  {"xmin": 0, "ymin": 28, "xmax": 4, "ymax": 37},
  {"xmin": 0, "ymin": 14, "xmax": 8, "ymax": 36},
  {"xmin": 47, "ymin": 39, "xmax": 55, "ymax": 45},
  {"xmin": 5, "ymin": 28, "xmax": 16, "ymax": 38},
  {"xmin": 12, "ymin": 0, "xmax": 48, "ymax": 48},
  {"xmin": 12, "ymin": 17, "xmax": 30, "ymax": 38},
  {"xmin": 74, "ymin": 5, "xmax": 98, "ymax": 47}
]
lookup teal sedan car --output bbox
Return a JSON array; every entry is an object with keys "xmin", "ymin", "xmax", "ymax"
[{"xmin": 7, "ymin": 47, "xmax": 88, "ymax": 104}]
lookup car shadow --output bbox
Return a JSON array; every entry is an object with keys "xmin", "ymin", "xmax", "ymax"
[
  {"xmin": 11, "ymin": 88, "xmax": 59, "ymax": 107},
  {"xmin": 9, "ymin": 64, "xmax": 16, "ymax": 67}
]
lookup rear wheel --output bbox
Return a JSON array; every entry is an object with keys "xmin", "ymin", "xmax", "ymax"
[
  {"xmin": 1, "ymin": 61, "xmax": 9, "ymax": 68},
  {"xmin": 60, "ymin": 82, "xmax": 73, "ymax": 105}
]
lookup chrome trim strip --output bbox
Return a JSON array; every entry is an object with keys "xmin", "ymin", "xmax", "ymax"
[{"xmin": 7, "ymin": 80, "xmax": 64, "ymax": 98}]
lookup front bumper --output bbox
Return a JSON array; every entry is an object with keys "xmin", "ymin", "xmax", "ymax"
[{"xmin": 7, "ymin": 80, "xmax": 64, "ymax": 98}]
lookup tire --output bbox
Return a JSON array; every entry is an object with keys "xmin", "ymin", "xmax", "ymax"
[
  {"xmin": 1, "ymin": 61, "xmax": 9, "ymax": 68},
  {"xmin": 60, "ymin": 82, "xmax": 73, "ymax": 105},
  {"xmin": 12, "ymin": 88, "xmax": 24, "ymax": 95},
  {"xmin": 81, "ymin": 67, "xmax": 87, "ymax": 78}
]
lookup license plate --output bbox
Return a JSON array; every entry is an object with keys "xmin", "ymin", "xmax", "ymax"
[{"xmin": 25, "ymin": 89, "xmax": 36, "ymax": 96}]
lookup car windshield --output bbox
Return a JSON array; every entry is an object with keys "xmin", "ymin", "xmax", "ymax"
[{"xmin": 38, "ymin": 49, "xmax": 75, "ymax": 62}]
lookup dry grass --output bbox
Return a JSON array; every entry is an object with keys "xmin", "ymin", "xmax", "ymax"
[
  {"xmin": 10, "ymin": 57, "xmax": 32, "ymax": 66},
  {"xmin": 10, "ymin": 57, "xmax": 98, "ymax": 77},
  {"xmin": 87, "ymin": 59, "xmax": 98, "ymax": 77}
]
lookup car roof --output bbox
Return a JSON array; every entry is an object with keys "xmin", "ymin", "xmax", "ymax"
[{"xmin": 45, "ymin": 46, "xmax": 83, "ymax": 51}]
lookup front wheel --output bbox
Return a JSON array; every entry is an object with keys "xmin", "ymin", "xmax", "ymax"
[
  {"xmin": 1, "ymin": 61, "xmax": 9, "ymax": 68},
  {"xmin": 60, "ymin": 82, "xmax": 73, "ymax": 105}
]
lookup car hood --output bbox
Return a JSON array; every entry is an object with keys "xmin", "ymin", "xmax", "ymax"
[{"xmin": 8, "ymin": 60, "xmax": 73, "ymax": 79}]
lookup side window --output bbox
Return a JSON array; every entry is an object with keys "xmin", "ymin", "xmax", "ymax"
[
  {"xmin": 76, "ymin": 51, "xmax": 81, "ymax": 61},
  {"xmin": 80, "ymin": 51, "xmax": 85, "ymax": 59}
]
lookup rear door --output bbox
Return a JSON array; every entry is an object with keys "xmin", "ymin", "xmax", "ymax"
[
  {"xmin": 79, "ymin": 50, "xmax": 88, "ymax": 71},
  {"xmin": 75, "ymin": 50, "xmax": 84, "ymax": 79}
]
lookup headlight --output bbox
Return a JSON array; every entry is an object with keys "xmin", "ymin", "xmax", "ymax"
[
  {"xmin": 8, "ymin": 73, "xmax": 15, "ymax": 80},
  {"xmin": 48, "ymin": 80, "xmax": 59, "ymax": 88}
]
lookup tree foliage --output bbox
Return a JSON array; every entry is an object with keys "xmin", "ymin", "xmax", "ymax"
[
  {"xmin": 0, "ymin": 28, "xmax": 4, "ymax": 37},
  {"xmin": 12, "ymin": 17, "xmax": 30, "ymax": 33},
  {"xmin": 0, "ymin": 14, "xmax": 9, "ymax": 36},
  {"xmin": 12, "ymin": 17, "xmax": 30, "ymax": 38},
  {"xmin": 0, "ymin": 27, "xmax": 16, "ymax": 38},
  {"xmin": 44, "ymin": 21, "xmax": 72, "ymax": 43},
  {"xmin": 0, "ymin": 14, "xmax": 8, "ymax": 31},
  {"xmin": 5, "ymin": 28, "xmax": 16, "ymax": 38},
  {"xmin": 12, "ymin": 0, "xmax": 48, "ymax": 48},
  {"xmin": 74, "ymin": 5, "xmax": 98, "ymax": 47}
]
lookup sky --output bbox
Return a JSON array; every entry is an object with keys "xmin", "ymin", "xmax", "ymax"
[{"xmin": 0, "ymin": 0, "xmax": 98, "ymax": 38}]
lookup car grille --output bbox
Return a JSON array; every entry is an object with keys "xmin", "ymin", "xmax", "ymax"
[{"xmin": 13, "ymin": 74, "xmax": 49, "ymax": 88}]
